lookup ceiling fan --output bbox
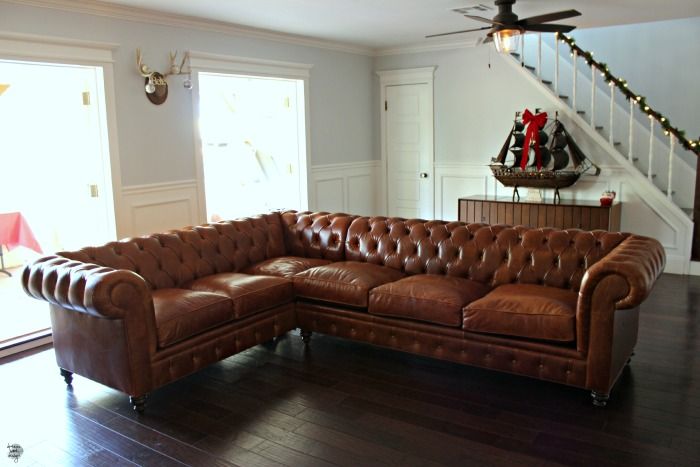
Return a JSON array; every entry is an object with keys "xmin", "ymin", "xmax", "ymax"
[{"xmin": 426, "ymin": 0, "xmax": 581, "ymax": 53}]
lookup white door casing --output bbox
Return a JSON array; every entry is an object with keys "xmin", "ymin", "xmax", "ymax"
[{"xmin": 378, "ymin": 67, "xmax": 435, "ymax": 219}]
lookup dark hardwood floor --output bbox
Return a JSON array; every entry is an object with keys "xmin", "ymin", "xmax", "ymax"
[{"xmin": 2, "ymin": 273, "xmax": 700, "ymax": 466}]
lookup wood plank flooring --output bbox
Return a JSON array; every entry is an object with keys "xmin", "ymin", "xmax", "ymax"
[{"xmin": 1, "ymin": 273, "xmax": 700, "ymax": 466}]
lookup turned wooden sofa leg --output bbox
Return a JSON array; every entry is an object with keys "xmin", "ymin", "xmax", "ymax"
[
  {"xmin": 591, "ymin": 391, "xmax": 610, "ymax": 407},
  {"xmin": 130, "ymin": 395, "xmax": 148, "ymax": 413},
  {"xmin": 59, "ymin": 368, "xmax": 73, "ymax": 385},
  {"xmin": 300, "ymin": 329, "xmax": 312, "ymax": 344}
]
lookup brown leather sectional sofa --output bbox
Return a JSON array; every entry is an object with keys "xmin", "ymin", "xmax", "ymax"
[{"xmin": 22, "ymin": 210, "xmax": 665, "ymax": 411}]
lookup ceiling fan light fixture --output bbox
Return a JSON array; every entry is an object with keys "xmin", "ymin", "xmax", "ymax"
[{"xmin": 493, "ymin": 28, "xmax": 521, "ymax": 53}]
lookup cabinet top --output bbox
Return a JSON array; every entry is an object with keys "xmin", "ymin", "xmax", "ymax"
[{"xmin": 459, "ymin": 195, "xmax": 618, "ymax": 208}]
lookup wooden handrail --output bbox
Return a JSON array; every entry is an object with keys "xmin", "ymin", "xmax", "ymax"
[{"xmin": 558, "ymin": 34, "xmax": 700, "ymax": 156}]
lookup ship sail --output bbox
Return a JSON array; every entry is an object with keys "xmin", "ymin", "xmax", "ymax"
[{"xmin": 489, "ymin": 110, "xmax": 601, "ymax": 203}]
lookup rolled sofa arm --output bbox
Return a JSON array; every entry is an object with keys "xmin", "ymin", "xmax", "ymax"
[
  {"xmin": 578, "ymin": 234, "xmax": 665, "ymax": 310},
  {"xmin": 22, "ymin": 255, "xmax": 152, "ymax": 319}
]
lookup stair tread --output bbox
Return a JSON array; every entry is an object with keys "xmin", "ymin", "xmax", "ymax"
[
  {"xmin": 524, "ymin": 64, "xmax": 536, "ymax": 71},
  {"xmin": 595, "ymin": 126, "xmax": 604, "ymax": 130},
  {"xmin": 558, "ymin": 95, "xmax": 569, "ymax": 99},
  {"xmin": 541, "ymin": 79, "xmax": 552, "ymax": 85},
  {"xmin": 576, "ymin": 110, "xmax": 586, "ymax": 114}
]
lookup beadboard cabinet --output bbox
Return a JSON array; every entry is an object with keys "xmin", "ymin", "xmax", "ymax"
[{"xmin": 458, "ymin": 196, "xmax": 621, "ymax": 231}]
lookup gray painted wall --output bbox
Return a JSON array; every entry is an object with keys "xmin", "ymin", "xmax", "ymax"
[
  {"xmin": 0, "ymin": 2, "xmax": 375, "ymax": 186},
  {"xmin": 375, "ymin": 46, "xmax": 553, "ymax": 165}
]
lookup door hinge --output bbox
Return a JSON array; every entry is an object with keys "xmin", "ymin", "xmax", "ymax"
[
  {"xmin": 82, "ymin": 91, "xmax": 91, "ymax": 106},
  {"xmin": 89, "ymin": 184, "xmax": 99, "ymax": 198},
  {"xmin": 384, "ymin": 100, "xmax": 388, "ymax": 111}
]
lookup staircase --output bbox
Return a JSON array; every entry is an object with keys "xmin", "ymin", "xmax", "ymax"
[{"xmin": 502, "ymin": 32, "xmax": 698, "ymax": 273}]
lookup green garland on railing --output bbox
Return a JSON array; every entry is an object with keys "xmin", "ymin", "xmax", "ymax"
[{"xmin": 558, "ymin": 33, "xmax": 699, "ymax": 155}]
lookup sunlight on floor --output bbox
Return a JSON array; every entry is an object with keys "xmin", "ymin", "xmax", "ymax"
[{"xmin": 0, "ymin": 266, "xmax": 50, "ymax": 344}]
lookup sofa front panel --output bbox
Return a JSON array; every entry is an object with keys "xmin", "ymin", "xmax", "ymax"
[
  {"xmin": 150, "ymin": 304, "xmax": 296, "ymax": 390},
  {"xmin": 345, "ymin": 216, "xmax": 629, "ymax": 291},
  {"xmin": 281, "ymin": 211, "xmax": 354, "ymax": 261},
  {"xmin": 297, "ymin": 304, "xmax": 587, "ymax": 389}
]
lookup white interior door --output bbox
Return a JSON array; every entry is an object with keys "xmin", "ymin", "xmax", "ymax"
[{"xmin": 386, "ymin": 83, "xmax": 434, "ymax": 219}]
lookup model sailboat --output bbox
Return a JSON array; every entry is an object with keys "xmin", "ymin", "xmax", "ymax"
[{"xmin": 490, "ymin": 109, "xmax": 600, "ymax": 203}]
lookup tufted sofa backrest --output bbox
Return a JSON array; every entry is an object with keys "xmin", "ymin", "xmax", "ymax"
[
  {"xmin": 345, "ymin": 216, "xmax": 629, "ymax": 291},
  {"xmin": 60, "ymin": 213, "xmax": 287, "ymax": 289},
  {"xmin": 280, "ymin": 211, "xmax": 355, "ymax": 262}
]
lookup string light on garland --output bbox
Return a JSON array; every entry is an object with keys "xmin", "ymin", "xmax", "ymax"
[{"xmin": 558, "ymin": 33, "xmax": 699, "ymax": 155}]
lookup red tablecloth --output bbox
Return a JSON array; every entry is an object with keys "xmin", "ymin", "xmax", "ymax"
[{"xmin": 0, "ymin": 212, "xmax": 42, "ymax": 253}]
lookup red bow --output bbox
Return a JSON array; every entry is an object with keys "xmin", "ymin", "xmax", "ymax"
[{"xmin": 520, "ymin": 109, "xmax": 548, "ymax": 170}]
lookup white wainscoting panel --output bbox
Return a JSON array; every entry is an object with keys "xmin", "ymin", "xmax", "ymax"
[
  {"xmin": 119, "ymin": 180, "xmax": 202, "ymax": 238},
  {"xmin": 434, "ymin": 163, "xmax": 691, "ymax": 274},
  {"xmin": 310, "ymin": 161, "xmax": 380, "ymax": 215},
  {"xmin": 435, "ymin": 163, "xmax": 491, "ymax": 221}
]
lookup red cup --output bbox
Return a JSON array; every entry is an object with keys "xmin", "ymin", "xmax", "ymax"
[{"xmin": 600, "ymin": 197, "xmax": 613, "ymax": 206}]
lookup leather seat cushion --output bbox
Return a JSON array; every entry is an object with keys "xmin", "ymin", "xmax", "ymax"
[
  {"xmin": 189, "ymin": 273, "xmax": 293, "ymax": 319},
  {"xmin": 152, "ymin": 289, "xmax": 234, "ymax": 348},
  {"xmin": 242, "ymin": 256, "xmax": 332, "ymax": 278},
  {"xmin": 293, "ymin": 261, "xmax": 405, "ymax": 308},
  {"xmin": 369, "ymin": 275, "xmax": 491, "ymax": 327},
  {"xmin": 463, "ymin": 284, "xmax": 578, "ymax": 342}
]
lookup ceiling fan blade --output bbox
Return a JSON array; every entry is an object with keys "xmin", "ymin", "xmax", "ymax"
[
  {"xmin": 481, "ymin": 35, "xmax": 494, "ymax": 44},
  {"xmin": 464, "ymin": 14, "xmax": 503, "ymax": 26},
  {"xmin": 522, "ymin": 23, "xmax": 577, "ymax": 33},
  {"xmin": 425, "ymin": 26, "xmax": 492, "ymax": 39},
  {"xmin": 517, "ymin": 9, "xmax": 581, "ymax": 26}
]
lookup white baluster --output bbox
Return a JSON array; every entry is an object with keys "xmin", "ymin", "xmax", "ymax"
[
  {"xmin": 609, "ymin": 84, "xmax": 615, "ymax": 144},
  {"xmin": 668, "ymin": 134, "xmax": 675, "ymax": 199},
  {"xmin": 590, "ymin": 65, "xmax": 596, "ymax": 127},
  {"xmin": 572, "ymin": 50, "xmax": 577, "ymax": 110},
  {"xmin": 628, "ymin": 99, "xmax": 634, "ymax": 162},
  {"xmin": 537, "ymin": 34, "xmax": 542, "ymax": 80},
  {"xmin": 648, "ymin": 117, "xmax": 654, "ymax": 181},
  {"xmin": 555, "ymin": 36, "xmax": 560, "ymax": 95},
  {"xmin": 520, "ymin": 34, "xmax": 524, "ymax": 65}
]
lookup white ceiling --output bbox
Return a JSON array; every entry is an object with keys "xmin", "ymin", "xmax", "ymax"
[{"xmin": 99, "ymin": 0, "xmax": 700, "ymax": 50}]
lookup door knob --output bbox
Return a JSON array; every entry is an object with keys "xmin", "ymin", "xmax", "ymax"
[{"xmin": 419, "ymin": 172, "xmax": 429, "ymax": 178}]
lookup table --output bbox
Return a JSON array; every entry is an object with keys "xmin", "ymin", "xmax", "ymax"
[
  {"xmin": 458, "ymin": 196, "xmax": 621, "ymax": 231},
  {"xmin": 0, "ymin": 212, "xmax": 43, "ymax": 276}
]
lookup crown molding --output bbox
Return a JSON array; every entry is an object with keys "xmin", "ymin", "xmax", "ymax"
[
  {"xmin": 0, "ymin": 30, "xmax": 117, "ymax": 62},
  {"xmin": 2, "ymin": 0, "xmax": 374, "ymax": 56},
  {"xmin": 374, "ymin": 37, "xmax": 481, "ymax": 57}
]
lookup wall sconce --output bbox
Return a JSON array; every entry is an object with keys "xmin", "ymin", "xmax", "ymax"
[{"xmin": 136, "ymin": 48, "xmax": 192, "ymax": 105}]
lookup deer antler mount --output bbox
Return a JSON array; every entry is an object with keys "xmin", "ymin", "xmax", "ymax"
[{"xmin": 136, "ymin": 48, "xmax": 191, "ymax": 105}]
